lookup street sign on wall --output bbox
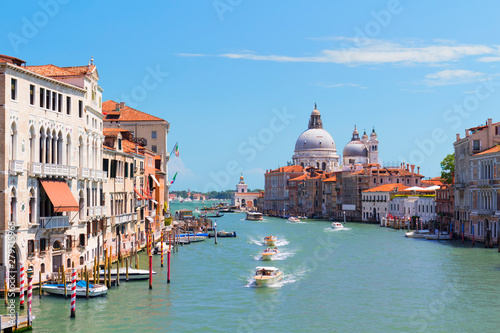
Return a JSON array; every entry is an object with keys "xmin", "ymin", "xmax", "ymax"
[{"xmin": 342, "ymin": 204, "xmax": 356, "ymax": 211}]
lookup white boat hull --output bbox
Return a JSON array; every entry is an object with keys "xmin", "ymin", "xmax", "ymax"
[
  {"xmin": 254, "ymin": 273, "xmax": 283, "ymax": 286},
  {"xmin": 261, "ymin": 252, "xmax": 278, "ymax": 261},
  {"xmin": 99, "ymin": 267, "xmax": 156, "ymax": 280},
  {"xmin": 424, "ymin": 233, "xmax": 451, "ymax": 240},
  {"xmin": 42, "ymin": 283, "xmax": 108, "ymax": 297},
  {"xmin": 405, "ymin": 230, "xmax": 430, "ymax": 238}
]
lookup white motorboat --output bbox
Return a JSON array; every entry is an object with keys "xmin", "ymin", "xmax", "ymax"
[
  {"xmin": 424, "ymin": 231, "xmax": 451, "ymax": 240},
  {"xmin": 254, "ymin": 267, "xmax": 283, "ymax": 286},
  {"xmin": 331, "ymin": 222, "xmax": 344, "ymax": 229},
  {"xmin": 246, "ymin": 212, "xmax": 264, "ymax": 221},
  {"xmin": 153, "ymin": 242, "xmax": 169, "ymax": 255},
  {"xmin": 405, "ymin": 229, "xmax": 430, "ymax": 238},
  {"xmin": 261, "ymin": 248, "xmax": 279, "ymax": 261},
  {"xmin": 42, "ymin": 280, "xmax": 108, "ymax": 297},
  {"xmin": 99, "ymin": 267, "xmax": 156, "ymax": 281},
  {"xmin": 288, "ymin": 217, "xmax": 301, "ymax": 223},
  {"xmin": 264, "ymin": 235, "xmax": 277, "ymax": 246}
]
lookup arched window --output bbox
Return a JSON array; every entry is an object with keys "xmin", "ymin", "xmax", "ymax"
[
  {"xmin": 29, "ymin": 188, "xmax": 35, "ymax": 224},
  {"xmin": 316, "ymin": 162, "xmax": 320, "ymax": 169},
  {"xmin": 322, "ymin": 162, "xmax": 326, "ymax": 171},
  {"xmin": 51, "ymin": 129, "xmax": 57, "ymax": 164},
  {"xmin": 45, "ymin": 129, "xmax": 51, "ymax": 164},
  {"xmin": 53, "ymin": 240, "xmax": 62, "ymax": 251},
  {"xmin": 66, "ymin": 134, "xmax": 71, "ymax": 166},
  {"xmin": 10, "ymin": 122, "xmax": 17, "ymax": 160},
  {"xmin": 57, "ymin": 131, "xmax": 63, "ymax": 164},
  {"xmin": 300, "ymin": 162, "xmax": 304, "ymax": 168},
  {"xmin": 79, "ymin": 190, "xmax": 85, "ymax": 220},
  {"xmin": 78, "ymin": 136, "xmax": 84, "ymax": 167},
  {"xmin": 10, "ymin": 187, "xmax": 17, "ymax": 225},
  {"xmin": 39, "ymin": 127, "xmax": 45, "ymax": 163},
  {"xmin": 29, "ymin": 126, "xmax": 36, "ymax": 163}
]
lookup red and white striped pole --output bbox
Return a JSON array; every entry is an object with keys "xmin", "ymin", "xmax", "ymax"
[
  {"xmin": 161, "ymin": 231, "xmax": 164, "ymax": 268},
  {"xmin": 149, "ymin": 231, "xmax": 153, "ymax": 290},
  {"xmin": 19, "ymin": 262, "xmax": 25, "ymax": 309},
  {"xmin": 70, "ymin": 266, "xmax": 76, "ymax": 318},
  {"xmin": 26, "ymin": 266, "xmax": 33, "ymax": 327}
]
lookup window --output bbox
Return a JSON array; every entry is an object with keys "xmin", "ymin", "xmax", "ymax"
[
  {"xmin": 66, "ymin": 236, "xmax": 72, "ymax": 250},
  {"xmin": 151, "ymin": 131, "xmax": 157, "ymax": 139},
  {"xmin": 118, "ymin": 138, "xmax": 122, "ymax": 150},
  {"xmin": 52, "ymin": 91, "xmax": 56, "ymax": 111},
  {"xmin": 103, "ymin": 158, "xmax": 109, "ymax": 173},
  {"xmin": 124, "ymin": 162, "xmax": 129, "ymax": 177},
  {"xmin": 40, "ymin": 88, "xmax": 45, "ymax": 107},
  {"xmin": 28, "ymin": 240, "xmax": 35, "ymax": 254},
  {"xmin": 46, "ymin": 89, "xmax": 51, "ymax": 109},
  {"xmin": 473, "ymin": 140, "xmax": 480, "ymax": 151},
  {"xmin": 66, "ymin": 96, "xmax": 71, "ymax": 115},
  {"xmin": 78, "ymin": 100, "xmax": 83, "ymax": 118},
  {"xmin": 130, "ymin": 164, "xmax": 134, "ymax": 178},
  {"xmin": 58, "ymin": 93, "xmax": 62, "ymax": 112},
  {"xmin": 11, "ymin": 78, "xmax": 17, "ymax": 100},
  {"xmin": 40, "ymin": 238, "xmax": 47, "ymax": 252},
  {"xmin": 110, "ymin": 160, "xmax": 117, "ymax": 178},
  {"xmin": 30, "ymin": 85, "xmax": 35, "ymax": 105},
  {"xmin": 151, "ymin": 145, "xmax": 157, "ymax": 153},
  {"xmin": 79, "ymin": 233, "xmax": 85, "ymax": 246}
]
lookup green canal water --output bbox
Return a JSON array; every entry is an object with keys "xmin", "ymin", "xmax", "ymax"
[{"xmin": 6, "ymin": 202, "xmax": 500, "ymax": 332}]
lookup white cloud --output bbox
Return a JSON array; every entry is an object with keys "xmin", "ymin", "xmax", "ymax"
[
  {"xmin": 424, "ymin": 69, "xmax": 486, "ymax": 86},
  {"xmin": 478, "ymin": 56, "xmax": 500, "ymax": 62},
  {"xmin": 168, "ymin": 157, "xmax": 196, "ymax": 179},
  {"xmin": 179, "ymin": 39, "xmax": 497, "ymax": 66}
]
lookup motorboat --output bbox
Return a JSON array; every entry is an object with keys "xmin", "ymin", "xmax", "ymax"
[
  {"xmin": 405, "ymin": 229, "xmax": 430, "ymax": 238},
  {"xmin": 42, "ymin": 280, "xmax": 108, "ymax": 297},
  {"xmin": 264, "ymin": 235, "xmax": 277, "ymax": 246},
  {"xmin": 207, "ymin": 212, "xmax": 224, "ymax": 218},
  {"xmin": 261, "ymin": 247, "xmax": 279, "ymax": 261},
  {"xmin": 424, "ymin": 231, "xmax": 451, "ymax": 240},
  {"xmin": 254, "ymin": 267, "xmax": 283, "ymax": 286},
  {"xmin": 153, "ymin": 242, "xmax": 169, "ymax": 255},
  {"xmin": 331, "ymin": 222, "xmax": 344, "ymax": 229},
  {"xmin": 99, "ymin": 267, "xmax": 156, "ymax": 281},
  {"xmin": 246, "ymin": 212, "xmax": 264, "ymax": 221},
  {"xmin": 208, "ymin": 230, "xmax": 237, "ymax": 238},
  {"xmin": 288, "ymin": 217, "xmax": 301, "ymax": 223}
]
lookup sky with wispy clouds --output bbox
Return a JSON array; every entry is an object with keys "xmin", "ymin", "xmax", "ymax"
[{"xmin": 1, "ymin": 0, "xmax": 500, "ymax": 191}]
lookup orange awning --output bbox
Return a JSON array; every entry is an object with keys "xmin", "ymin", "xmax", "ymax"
[
  {"xmin": 134, "ymin": 187, "xmax": 144, "ymax": 200},
  {"xmin": 40, "ymin": 180, "xmax": 79, "ymax": 212}
]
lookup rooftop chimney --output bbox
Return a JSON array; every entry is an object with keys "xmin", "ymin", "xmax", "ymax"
[
  {"xmin": 411, "ymin": 165, "xmax": 415, "ymax": 174},
  {"xmin": 417, "ymin": 166, "xmax": 420, "ymax": 174},
  {"xmin": 456, "ymin": 134, "xmax": 460, "ymax": 141},
  {"xmin": 120, "ymin": 102, "xmax": 125, "ymax": 109}
]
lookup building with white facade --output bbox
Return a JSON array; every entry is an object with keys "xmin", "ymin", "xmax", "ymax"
[
  {"xmin": 362, "ymin": 183, "xmax": 408, "ymax": 222},
  {"xmin": 232, "ymin": 174, "xmax": 262, "ymax": 210}
]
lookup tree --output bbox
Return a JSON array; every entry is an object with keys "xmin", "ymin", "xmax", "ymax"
[{"xmin": 440, "ymin": 153, "xmax": 454, "ymax": 184}]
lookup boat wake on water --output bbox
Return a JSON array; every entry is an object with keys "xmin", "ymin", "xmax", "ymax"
[
  {"xmin": 324, "ymin": 227, "xmax": 351, "ymax": 232},
  {"xmin": 253, "ymin": 250, "xmax": 295, "ymax": 261},
  {"xmin": 244, "ymin": 267, "xmax": 307, "ymax": 288}
]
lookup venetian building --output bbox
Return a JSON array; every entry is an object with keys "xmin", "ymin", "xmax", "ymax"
[{"xmin": 292, "ymin": 105, "xmax": 340, "ymax": 172}]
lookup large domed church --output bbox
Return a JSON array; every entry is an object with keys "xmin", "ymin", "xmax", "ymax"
[
  {"xmin": 292, "ymin": 105, "xmax": 380, "ymax": 171},
  {"xmin": 292, "ymin": 105, "xmax": 341, "ymax": 172}
]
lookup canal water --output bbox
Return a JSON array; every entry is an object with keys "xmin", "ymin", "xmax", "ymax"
[{"xmin": 5, "ymin": 201, "xmax": 500, "ymax": 332}]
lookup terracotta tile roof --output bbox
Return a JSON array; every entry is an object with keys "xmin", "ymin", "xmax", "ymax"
[
  {"xmin": 323, "ymin": 176, "xmax": 337, "ymax": 182},
  {"xmin": 422, "ymin": 179, "xmax": 445, "ymax": 186},
  {"xmin": 0, "ymin": 54, "xmax": 26, "ymax": 66},
  {"xmin": 475, "ymin": 145, "xmax": 500, "ymax": 156},
  {"xmin": 103, "ymin": 128, "xmax": 129, "ymax": 137},
  {"xmin": 236, "ymin": 192, "xmax": 261, "ymax": 196},
  {"xmin": 268, "ymin": 165, "xmax": 304, "ymax": 173},
  {"xmin": 25, "ymin": 64, "xmax": 95, "ymax": 78},
  {"xmin": 290, "ymin": 174, "xmax": 308, "ymax": 181},
  {"xmin": 363, "ymin": 183, "xmax": 409, "ymax": 193},
  {"xmin": 103, "ymin": 144, "xmax": 115, "ymax": 150},
  {"xmin": 102, "ymin": 100, "xmax": 165, "ymax": 122}
]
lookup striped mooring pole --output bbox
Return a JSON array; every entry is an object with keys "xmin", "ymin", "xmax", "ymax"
[
  {"xmin": 70, "ymin": 266, "xmax": 77, "ymax": 318},
  {"xmin": 161, "ymin": 231, "xmax": 164, "ymax": 268},
  {"xmin": 27, "ymin": 266, "xmax": 33, "ymax": 327},
  {"xmin": 19, "ymin": 262, "xmax": 25, "ymax": 309}
]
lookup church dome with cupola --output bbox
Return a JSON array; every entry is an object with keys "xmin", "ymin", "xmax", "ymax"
[{"xmin": 292, "ymin": 105, "xmax": 340, "ymax": 172}]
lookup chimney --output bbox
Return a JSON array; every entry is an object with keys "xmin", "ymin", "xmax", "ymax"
[
  {"xmin": 417, "ymin": 166, "xmax": 420, "ymax": 174},
  {"xmin": 411, "ymin": 165, "xmax": 415, "ymax": 174},
  {"xmin": 135, "ymin": 143, "xmax": 138, "ymax": 154},
  {"xmin": 487, "ymin": 118, "xmax": 492, "ymax": 127},
  {"xmin": 456, "ymin": 134, "xmax": 460, "ymax": 141},
  {"xmin": 465, "ymin": 130, "xmax": 470, "ymax": 138},
  {"xmin": 115, "ymin": 103, "xmax": 120, "ymax": 110},
  {"xmin": 406, "ymin": 164, "xmax": 409, "ymax": 172},
  {"xmin": 120, "ymin": 102, "xmax": 125, "ymax": 109}
]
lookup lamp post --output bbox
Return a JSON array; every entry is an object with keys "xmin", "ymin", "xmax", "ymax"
[{"xmin": 343, "ymin": 211, "xmax": 346, "ymax": 224}]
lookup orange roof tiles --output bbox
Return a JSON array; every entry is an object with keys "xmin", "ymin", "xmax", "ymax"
[
  {"xmin": 103, "ymin": 128, "xmax": 129, "ymax": 137},
  {"xmin": 268, "ymin": 165, "xmax": 304, "ymax": 173},
  {"xmin": 422, "ymin": 178, "xmax": 445, "ymax": 186},
  {"xmin": 290, "ymin": 174, "xmax": 308, "ymax": 181},
  {"xmin": 363, "ymin": 183, "xmax": 409, "ymax": 193},
  {"xmin": 25, "ymin": 64, "xmax": 95, "ymax": 78},
  {"xmin": 103, "ymin": 100, "xmax": 165, "ymax": 122},
  {"xmin": 475, "ymin": 145, "xmax": 500, "ymax": 156},
  {"xmin": 323, "ymin": 176, "xmax": 337, "ymax": 182}
]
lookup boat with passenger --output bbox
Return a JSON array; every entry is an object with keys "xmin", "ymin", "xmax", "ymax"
[
  {"xmin": 288, "ymin": 217, "xmax": 301, "ymax": 223},
  {"xmin": 261, "ymin": 247, "xmax": 279, "ymax": 261},
  {"xmin": 42, "ymin": 280, "xmax": 108, "ymax": 297},
  {"xmin": 253, "ymin": 267, "xmax": 283, "ymax": 286},
  {"xmin": 264, "ymin": 235, "xmax": 277, "ymax": 246},
  {"xmin": 246, "ymin": 212, "xmax": 263, "ymax": 221}
]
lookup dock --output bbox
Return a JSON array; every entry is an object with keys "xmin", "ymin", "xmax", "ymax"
[{"xmin": 1, "ymin": 314, "xmax": 34, "ymax": 332}]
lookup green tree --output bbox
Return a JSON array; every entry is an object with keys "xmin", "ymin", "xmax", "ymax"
[{"xmin": 440, "ymin": 153, "xmax": 454, "ymax": 184}]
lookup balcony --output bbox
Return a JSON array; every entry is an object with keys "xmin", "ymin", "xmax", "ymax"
[
  {"xmin": 9, "ymin": 160, "xmax": 23, "ymax": 174},
  {"xmin": 87, "ymin": 206, "xmax": 106, "ymax": 218},
  {"xmin": 116, "ymin": 177, "xmax": 124, "ymax": 184},
  {"xmin": 78, "ymin": 167, "xmax": 90, "ymax": 179},
  {"xmin": 29, "ymin": 162, "xmax": 78, "ymax": 178},
  {"xmin": 40, "ymin": 216, "xmax": 70, "ymax": 229},
  {"xmin": 454, "ymin": 182, "xmax": 465, "ymax": 190},
  {"xmin": 478, "ymin": 179, "xmax": 493, "ymax": 187},
  {"xmin": 149, "ymin": 210, "xmax": 156, "ymax": 217},
  {"xmin": 478, "ymin": 209, "xmax": 494, "ymax": 216},
  {"xmin": 111, "ymin": 213, "xmax": 133, "ymax": 226},
  {"xmin": 78, "ymin": 167, "xmax": 107, "ymax": 181}
]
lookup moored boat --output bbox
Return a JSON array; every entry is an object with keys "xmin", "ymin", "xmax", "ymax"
[
  {"xmin": 253, "ymin": 266, "xmax": 283, "ymax": 286},
  {"xmin": 246, "ymin": 212, "xmax": 263, "ymax": 221},
  {"xmin": 264, "ymin": 235, "xmax": 277, "ymax": 246},
  {"xmin": 42, "ymin": 280, "xmax": 108, "ymax": 297},
  {"xmin": 261, "ymin": 247, "xmax": 279, "ymax": 261},
  {"xmin": 424, "ymin": 231, "xmax": 451, "ymax": 240},
  {"xmin": 99, "ymin": 267, "xmax": 156, "ymax": 281},
  {"xmin": 405, "ymin": 229, "xmax": 430, "ymax": 238},
  {"xmin": 208, "ymin": 230, "xmax": 237, "ymax": 238},
  {"xmin": 288, "ymin": 217, "xmax": 301, "ymax": 223}
]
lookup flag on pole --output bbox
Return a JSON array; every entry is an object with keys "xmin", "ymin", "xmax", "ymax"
[
  {"xmin": 170, "ymin": 142, "xmax": 179, "ymax": 158},
  {"xmin": 169, "ymin": 172, "xmax": 178, "ymax": 185}
]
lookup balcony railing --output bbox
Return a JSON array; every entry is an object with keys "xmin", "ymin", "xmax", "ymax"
[
  {"xmin": 478, "ymin": 209, "xmax": 494, "ymax": 216},
  {"xmin": 40, "ymin": 216, "xmax": 70, "ymax": 229},
  {"xmin": 478, "ymin": 179, "xmax": 493, "ymax": 187},
  {"xmin": 29, "ymin": 162, "xmax": 78, "ymax": 178},
  {"xmin": 86, "ymin": 206, "xmax": 106, "ymax": 218},
  {"xmin": 9, "ymin": 160, "xmax": 23, "ymax": 174},
  {"xmin": 111, "ymin": 213, "xmax": 134, "ymax": 226},
  {"xmin": 78, "ymin": 167, "xmax": 107, "ymax": 181}
]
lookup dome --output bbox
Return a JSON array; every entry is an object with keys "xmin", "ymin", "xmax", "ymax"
[
  {"xmin": 370, "ymin": 128, "xmax": 377, "ymax": 140},
  {"xmin": 295, "ymin": 128, "xmax": 336, "ymax": 151},
  {"xmin": 343, "ymin": 140, "xmax": 368, "ymax": 157},
  {"xmin": 311, "ymin": 108, "xmax": 320, "ymax": 116},
  {"xmin": 361, "ymin": 130, "xmax": 369, "ymax": 143}
]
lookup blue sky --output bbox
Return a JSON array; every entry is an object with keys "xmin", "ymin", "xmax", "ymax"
[{"xmin": 2, "ymin": 0, "xmax": 500, "ymax": 191}]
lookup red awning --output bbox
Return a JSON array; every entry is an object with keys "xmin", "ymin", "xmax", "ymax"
[
  {"xmin": 134, "ymin": 187, "xmax": 144, "ymax": 200},
  {"xmin": 40, "ymin": 180, "xmax": 79, "ymax": 212}
]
